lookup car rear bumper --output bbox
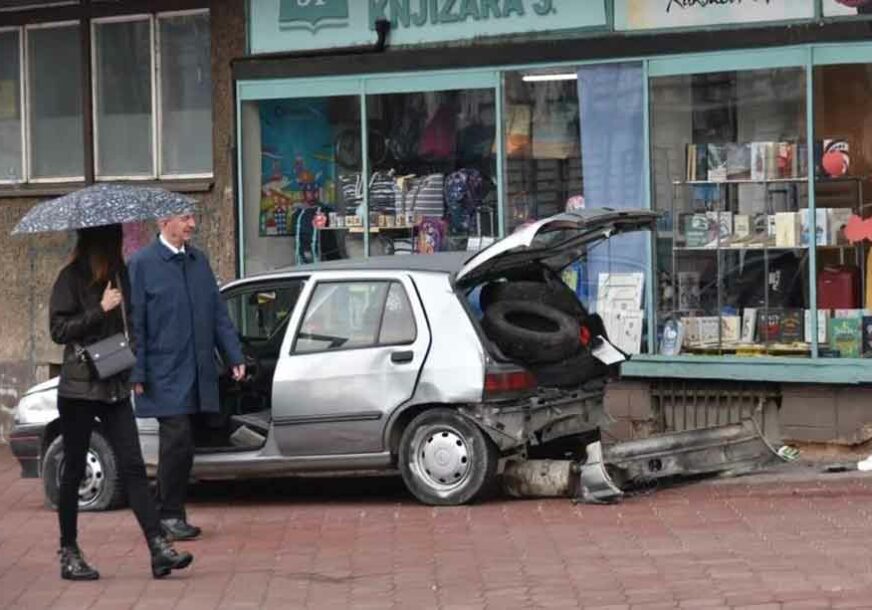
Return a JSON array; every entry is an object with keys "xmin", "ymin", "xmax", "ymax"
[{"xmin": 9, "ymin": 423, "xmax": 44, "ymax": 478}]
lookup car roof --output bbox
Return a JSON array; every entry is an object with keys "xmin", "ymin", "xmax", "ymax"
[{"xmin": 272, "ymin": 251, "xmax": 471, "ymax": 275}]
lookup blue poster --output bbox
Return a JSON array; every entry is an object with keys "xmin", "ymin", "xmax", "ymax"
[{"xmin": 259, "ymin": 99, "xmax": 336, "ymax": 236}]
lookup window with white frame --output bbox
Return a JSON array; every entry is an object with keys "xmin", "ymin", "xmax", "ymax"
[{"xmin": 0, "ymin": 9, "xmax": 211, "ymax": 184}]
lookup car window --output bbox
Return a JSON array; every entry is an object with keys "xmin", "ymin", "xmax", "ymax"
[
  {"xmin": 294, "ymin": 280, "xmax": 416, "ymax": 354},
  {"xmin": 225, "ymin": 280, "xmax": 305, "ymax": 341},
  {"xmin": 379, "ymin": 282, "xmax": 417, "ymax": 345}
]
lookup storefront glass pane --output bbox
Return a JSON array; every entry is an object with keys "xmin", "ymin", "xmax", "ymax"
[
  {"xmin": 0, "ymin": 30, "xmax": 22, "ymax": 182},
  {"xmin": 240, "ymin": 96, "xmax": 361, "ymax": 275},
  {"xmin": 362, "ymin": 89, "xmax": 497, "ymax": 257},
  {"xmin": 28, "ymin": 24, "xmax": 83, "ymax": 180},
  {"xmin": 813, "ymin": 63, "xmax": 871, "ymax": 359},
  {"xmin": 650, "ymin": 67, "xmax": 809, "ymax": 357},
  {"xmin": 93, "ymin": 19, "xmax": 153, "ymax": 177},
  {"xmin": 502, "ymin": 64, "xmax": 650, "ymax": 356}
]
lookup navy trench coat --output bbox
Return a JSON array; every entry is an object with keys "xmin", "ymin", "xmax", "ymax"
[{"xmin": 128, "ymin": 239, "xmax": 244, "ymax": 418}]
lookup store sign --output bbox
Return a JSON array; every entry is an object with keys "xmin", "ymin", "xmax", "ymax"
[
  {"xmin": 251, "ymin": 0, "xmax": 607, "ymax": 54},
  {"xmin": 824, "ymin": 0, "xmax": 872, "ymax": 17},
  {"xmin": 614, "ymin": 0, "xmax": 815, "ymax": 32}
]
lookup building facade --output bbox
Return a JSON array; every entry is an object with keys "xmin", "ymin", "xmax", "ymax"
[
  {"xmin": 0, "ymin": 0, "xmax": 244, "ymax": 421},
  {"xmin": 233, "ymin": 0, "xmax": 872, "ymax": 446}
]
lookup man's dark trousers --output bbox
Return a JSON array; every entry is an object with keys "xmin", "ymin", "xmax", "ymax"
[{"xmin": 155, "ymin": 415, "xmax": 195, "ymax": 520}]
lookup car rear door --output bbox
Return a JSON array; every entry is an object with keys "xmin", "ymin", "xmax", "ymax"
[{"xmin": 271, "ymin": 272, "xmax": 431, "ymax": 456}]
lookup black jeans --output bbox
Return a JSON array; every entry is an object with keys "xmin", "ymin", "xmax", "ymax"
[
  {"xmin": 57, "ymin": 396, "xmax": 161, "ymax": 547},
  {"xmin": 155, "ymin": 415, "xmax": 195, "ymax": 521}
]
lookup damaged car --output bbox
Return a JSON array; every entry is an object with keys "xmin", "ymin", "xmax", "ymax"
[{"xmin": 10, "ymin": 208, "xmax": 658, "ymax": 508}]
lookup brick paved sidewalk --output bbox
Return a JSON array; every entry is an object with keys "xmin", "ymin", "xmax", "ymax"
[{"xmin": 2, "ymin": 445, "xmax": 872, "ymax": 610}]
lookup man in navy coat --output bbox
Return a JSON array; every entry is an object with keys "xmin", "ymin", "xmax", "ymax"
[{"xmin": 129, "ymin": 212, "xmax": 245, "ymax": 540}]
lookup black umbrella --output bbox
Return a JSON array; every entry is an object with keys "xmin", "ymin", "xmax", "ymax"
[{"xmin": 11, "ymin": 183, "xmax": 197, "ymax": 235}]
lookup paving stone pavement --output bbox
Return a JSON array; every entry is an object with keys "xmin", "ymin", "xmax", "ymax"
[{"xmin": 3, "ymin": 445, "xmax": 872, "ymax": 609}]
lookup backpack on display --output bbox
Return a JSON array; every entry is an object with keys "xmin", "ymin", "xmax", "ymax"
[{"xmin": 416, "ymin": 217, "xmax": 447, "ymax": 254}]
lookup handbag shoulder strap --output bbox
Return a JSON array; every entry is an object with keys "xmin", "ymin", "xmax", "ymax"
[{"xmin": 116, "ymin": 273, "xmax": 130, "ymax": 340}]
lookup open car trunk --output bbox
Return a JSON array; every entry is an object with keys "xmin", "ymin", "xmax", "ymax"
[{"xmin": 456, "ymin": 208, "xmax": 658, "ymax": 389}]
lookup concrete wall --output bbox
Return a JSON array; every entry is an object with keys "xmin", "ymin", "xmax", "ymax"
[{"xmin": 0, "ymin": 0, "xmax": 244, "ymax": 424}]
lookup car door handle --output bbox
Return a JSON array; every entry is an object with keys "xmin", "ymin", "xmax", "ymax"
[{"xmin": 391, "ymin": 350, "xmax": 414, "ymax": 364}]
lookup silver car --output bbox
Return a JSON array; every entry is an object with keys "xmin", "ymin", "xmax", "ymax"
[{"xmin": 10, "ymin": 209, "xmax": 657, "ymax": 507}]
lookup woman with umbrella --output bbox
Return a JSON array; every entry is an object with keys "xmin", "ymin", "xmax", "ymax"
[{"xmin": 15, "ymin": 185, "xmax": 196, "ymax": 580}]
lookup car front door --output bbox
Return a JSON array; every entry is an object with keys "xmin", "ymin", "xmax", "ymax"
[{"xmin": 271, "ymin": 274, "xmax": 431, "ymax": 456}]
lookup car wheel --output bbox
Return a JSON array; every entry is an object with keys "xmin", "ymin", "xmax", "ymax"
[
  {"xmin": 42, "ymin": 432, "xmax": 124, "ymax": 512},
  {"xmin": 482, "ymin": 300, "xmax": 580, "ymax": 364},
  {"xmin": 399, "ymin": 408, "xmax": 498, "ymax": 506}
]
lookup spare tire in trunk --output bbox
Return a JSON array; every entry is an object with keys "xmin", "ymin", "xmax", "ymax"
[
  {"xmin": 480, "ymin": 280, "xmax": 587, "ymax": 319},
  {"xmin": 482, "ymin": 300, "xmax": 580, "ymax": 364}
]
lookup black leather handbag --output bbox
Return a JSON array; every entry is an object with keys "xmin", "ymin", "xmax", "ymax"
[{"xmin": 81, "ymin": 276, "xmax": 136, "ymax": 380}]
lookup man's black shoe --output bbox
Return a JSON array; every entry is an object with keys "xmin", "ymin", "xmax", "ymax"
[{"xmin": 160, "ymin": 518, "xmax": 202, "ymax": 541}]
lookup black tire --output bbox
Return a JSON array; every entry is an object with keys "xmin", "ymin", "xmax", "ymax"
[
  {"xmin": 398, "ymin": 408, "xmax": 498, "ymax": 506},
  {"xmin": 482, "ymin": 300, "xmax": 580, "ymax": 364},
  {"xmin": 531, "ymin": 349, "xmax": 609, "ymax": 388},
  {"xmin": 42, "ymin": 431, "xmax": 124, "ymax": 512},
  {"xmin": 480, "ymin": 280, "xmax": 587, "ymax": 319}
]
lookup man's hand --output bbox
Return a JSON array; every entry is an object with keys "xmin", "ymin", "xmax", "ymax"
[
  {"xmin": 232, "ymin": 364, "xmax": 246, "ymax": 382},
  {"xmin": 133, "ymin": 383, "xmax": 144, "ymax": 395}
]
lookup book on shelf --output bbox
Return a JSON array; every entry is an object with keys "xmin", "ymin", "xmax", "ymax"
[
  {"xmin": 800, "ymin": 209, "xmax": 829, "ymax": 247},
  {"xmin": 780, "ymin": 309, "xmax": 804, "ymax": 343},
  {"xmin": 733, "ymin": 214, "xmax": 751, "ymax": 239},
  {"xmin": 741, "ymin": 308, "xmax": 757, "ymax": 343},
  {"xmin": 726, "ymin": 143, "xmax": 752, "ymax": 181},
  {"xmin": 756, "ymin": 310, "xmax": 782, "ymax": 343},
  {"xmin": 828, "ymin": 208, "xmax": 854, "ymax": 246},
  {"xmin": 683, "ymin": 213, "xmax": 711, "ymax": 247},
  {"xmin": 705, "ymin": 211, "xmax": 732, "ymax": 243},
  {"xmin": 677, "ymin": 271, "xmax": 701, "ymax": 311},
  {"xmin": 775, "ymin": 212, "xmax": 801, "ymax": 248},
  {"xmin": 660, "ymin": 319, "xmax": 684, "ymax": 356},
  {"xmin": 829, "ymin": 316, "xmax": 862, "ymax": 358},
  {"xmin": 863, "ymin": 316, "xmax": 872, "ymax": 357},
  {"xmin": 681, "ymin": 316, "xmax": 701, "ymax": 347},
  {"xmin": 721, "ymin": 315, "xmax": 741, "ymax": 344},
  {"xmin": 707, "ymin": 144, "xmax": 728, "ymax": 182},
  {"xmin": 804, "ymin": 309, "xmax": 830, "ymax": 344},
  {"xmin": 697, "ymin": 316, "xmax": 720, "ymax": 345}
]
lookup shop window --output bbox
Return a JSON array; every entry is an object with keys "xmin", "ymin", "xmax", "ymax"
[
  {"xmin": 93, "ymin": 18, "xmax": 153, "ymax": 178},
  {"xmin": 505, "ymin": 64, "xmax": 650, "ymax": 355},
  {"xmin": 362, "ymin": 89, "xmax": 498, "ymax": 256},
  {"xmin": 0, "ymin": 29, "xmax": 23, "ymax": 182},
  {"xmin": 28, "ymin": 23, "xmax": 84, "ymax": 180},
  {"xmin": 241, "ymin": 95, "xmax": 362, "ymax": 273},
  {"xmin": 813, "ymin": 63, "xmax": 872, "ymax": 359},
  {"xmin": 294, "ymin": 281, "xmax": 411, "ymax": 354},
  {"xmin": 503, "ymin": 71, "xmax": 581, "ymax": 233},
  {"xmin": 159, "ymin": 12, "xmax": 212, "ymax": 176},
  {"xmin": 650, "ymin": 67, "xmax": 809, "ymax": 357}
]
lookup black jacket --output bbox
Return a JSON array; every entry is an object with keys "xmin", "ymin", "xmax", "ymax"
[{"xmin": 49, "ymin": 259, "xmax": 131, "ymax": 403}]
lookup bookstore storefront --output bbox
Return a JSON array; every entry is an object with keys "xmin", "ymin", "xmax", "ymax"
[{"xmin": 236, "ymin": 0, "xmax": 872, "ymax": 385}]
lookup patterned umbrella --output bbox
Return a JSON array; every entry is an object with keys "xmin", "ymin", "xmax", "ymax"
[{"xmin": 11, "ymin": 183, "xmax": 197, "ymax": 235}]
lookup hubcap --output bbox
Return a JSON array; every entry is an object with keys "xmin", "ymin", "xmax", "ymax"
[
  {"xmin": 56, "ymin": 449, "xmax": 104, "ymax": 508},
  {"xmin": 414, "ymin": 427, "xmax": 471, "ymax": 490}
]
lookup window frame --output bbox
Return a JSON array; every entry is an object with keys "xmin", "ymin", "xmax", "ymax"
[
  {"xmin": 91, "ymin": 13, "xmax": 155, "ymax": 181},
  {"xmin": 0, "ymin": 25, "xmax": 26, "ymax": 185},
  {"xmin": 223, "ymin": 278, "xmax": 307, "ymax": 344},
  {"xmin": 23, "ymin": 19, "xmax": 83, "ymax": 184},
  {"xmin": 0, "ymin": 7, "xmax": 212, "ymax": 185},
  {"xmin": 291, "ymin": 279, "xmax": 418, "ymax": 356}
]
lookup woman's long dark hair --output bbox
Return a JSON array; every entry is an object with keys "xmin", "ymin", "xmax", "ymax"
[{"xmin": 71, "ymin": 224, "xmax": 124, "ymax": 286}]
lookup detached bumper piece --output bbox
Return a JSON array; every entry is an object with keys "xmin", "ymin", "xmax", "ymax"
[
  {"xmin": 9, "ymin": 424, "xmax": 44, "ymax": 478},
  {"xmin": 577, "ymin": 418, "xmax": 782, "ymax": 504},
  {"xmin": 500, "ymin": 417, "xmax": 783, "ymax": 503}
]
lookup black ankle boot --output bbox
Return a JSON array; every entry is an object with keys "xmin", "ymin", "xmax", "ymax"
[
  {"xmin": 58, "ymin": 545, "xmax": 100, "ymax": 581},
  {"xmin": 148, "ymin": 536, "xmax": 193, "ymax": 579}
]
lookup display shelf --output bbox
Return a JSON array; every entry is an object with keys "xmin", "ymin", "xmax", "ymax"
[
  {"xmin": 674, "ymin": 177, "xmax": 808, "ymax": 186},
  {"xmin": 674, "ymin": 244, "xmax": 858, "ymax": 252}
]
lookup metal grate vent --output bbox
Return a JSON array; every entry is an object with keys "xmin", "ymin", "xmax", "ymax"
[{"xmin": 650, "ymin": 380, "xmax": 781, "ymax": 436}]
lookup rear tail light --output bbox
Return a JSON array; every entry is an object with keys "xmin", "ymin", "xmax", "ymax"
[{"xmin": 484, "ymin": 369, "xmax": 537, "ymax": 398}]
